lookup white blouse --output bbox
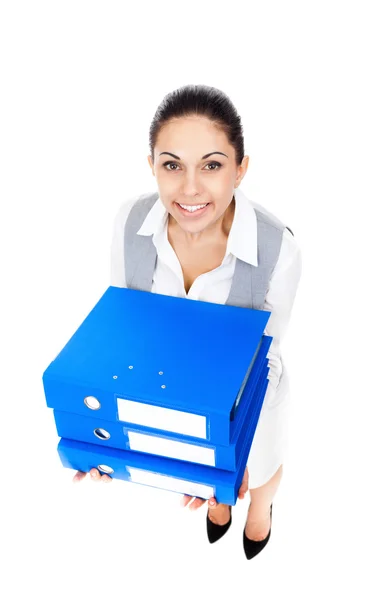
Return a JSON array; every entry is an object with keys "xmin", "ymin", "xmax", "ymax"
[{"xmin": 110, "ymin": 187, "xmax": 302, "ymax": 488}]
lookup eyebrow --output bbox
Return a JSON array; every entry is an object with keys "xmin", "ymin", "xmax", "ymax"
[{"xmin": 159, "ymin": 151, "xmax": 228, "ymax": 160}]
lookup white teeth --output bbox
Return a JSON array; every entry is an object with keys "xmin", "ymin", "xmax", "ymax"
[{"xmin": 178, "ymin": 203, "xmax": 208, "ymax": 212}]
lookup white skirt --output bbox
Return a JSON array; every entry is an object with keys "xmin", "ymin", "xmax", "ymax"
[{"xmin": 246, "ymin": 363, "xmax": 291, "ymax": 489}]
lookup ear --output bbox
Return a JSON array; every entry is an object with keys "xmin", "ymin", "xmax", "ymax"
[
  {"xmin": 235, "ymin": 155, "xmax": 249, "ymax": 187},
  {"xmin": 147, "ymin": 155, "xmax": 155, "ymax": 175}
]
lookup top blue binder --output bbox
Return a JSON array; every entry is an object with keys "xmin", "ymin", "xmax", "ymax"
[{"xmin": 43, "ymin": 286, "xmax": 271, "ymax": 446}]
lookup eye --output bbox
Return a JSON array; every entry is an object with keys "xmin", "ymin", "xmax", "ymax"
[
  {"xmin": 163, "ymin": 161, "xmax": 180, "ymax": 171},
  {"xmin": 204, "ymin": 161, "xmax": 222, "ymax": 171}
]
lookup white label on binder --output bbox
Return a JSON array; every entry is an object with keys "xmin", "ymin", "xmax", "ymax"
[
  {"xmin": 117, "ymin": 398, "xmax": 207, "ymax": 439},
  {"xmin": 127, "ymin": 431, "xmax": 216, "ymax": 466},
  {"xmin": 126, "ymin": 467, "xmax": 214, "ymax": 499}
]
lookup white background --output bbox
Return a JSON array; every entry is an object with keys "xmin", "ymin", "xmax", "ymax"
[{"xmin": 1, "ymin": 1, "xmax": 389, "ymax": 598}]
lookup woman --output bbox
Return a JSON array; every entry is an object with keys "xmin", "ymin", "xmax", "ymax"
[{"xmin": 73, "ymin": 84, "xmax": 302, "ymax": 560}]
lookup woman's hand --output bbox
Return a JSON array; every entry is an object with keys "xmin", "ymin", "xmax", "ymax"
[
  {"xmin": 237, "ymin": 466, "xmax": 249, "ymax": 500},
  {"xmin": 180, "ymin": 494, "xmax": 216, "ymax": 511},
  {"xmin": 180, "ymin": 466, "xmax": 249, "ymax": 510},
  {"xmin": 72, "ymin": 468, "xmax": 112, "ymax": 483}
]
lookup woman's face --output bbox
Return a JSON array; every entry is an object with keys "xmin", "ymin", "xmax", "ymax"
[{"xmin": 147, "ymin": 116, "xmax": 249, "ymax": 234}]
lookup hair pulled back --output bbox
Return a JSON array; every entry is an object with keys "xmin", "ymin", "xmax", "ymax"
[{"xmin": 149, "ymin": 84, "xmax": 245, "ymax": 166}]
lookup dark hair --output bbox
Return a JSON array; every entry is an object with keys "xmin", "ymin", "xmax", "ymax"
[{"xmin": 149, "ymin": 84, "xmax": 245, "ymax": 166}]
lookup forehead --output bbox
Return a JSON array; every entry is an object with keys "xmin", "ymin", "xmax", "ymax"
[{"xmin": 156, "ymin": 116, "xmax": 230, "ymax": 152}]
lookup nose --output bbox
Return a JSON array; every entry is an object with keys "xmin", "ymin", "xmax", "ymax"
[{"xmin": 181, "ymin": 169, "xmax": 202, "ymax": 197}]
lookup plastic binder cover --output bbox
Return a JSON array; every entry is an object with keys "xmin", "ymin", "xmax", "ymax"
[
  {"xmin": 53, "ymin": 353, "xmax": 271, "ymax": 471},
  {"xmin": 43, "ymin": 286, "xmax": 271, "ymax": 445},
  {"xmin": 58, "ymin": 366, "xmax": 269, "ymax": 506}
]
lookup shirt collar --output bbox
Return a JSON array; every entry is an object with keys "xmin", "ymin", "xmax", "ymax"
[{"xmin": 136, "ymin": 187, "xmax": 258, "ymax": 267}]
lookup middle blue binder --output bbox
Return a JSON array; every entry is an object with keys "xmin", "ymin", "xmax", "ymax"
[{"xmin": 43, "ymin": 286, "xmax": 272, "ymax": 446}]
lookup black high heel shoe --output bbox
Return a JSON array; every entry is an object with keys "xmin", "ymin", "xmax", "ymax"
[
  {"xmin": 243, "ymin": 503, "xmax": 273, "ymax": 559},
  {"xmin": 206, "ymin": 505, "xmax": 232, "ymax": 543}
]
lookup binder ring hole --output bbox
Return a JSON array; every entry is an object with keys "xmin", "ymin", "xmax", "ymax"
[
  {"xmin": 98, "ymin": 465, "xmax": 114, "ymax": 474},
  {"xmin": 93, "ymin": 428, "xmax": 110, "ymax": 440},
  {"xmin": 84, "ymin": 396, "xmax": 101, "ymax": 410}
]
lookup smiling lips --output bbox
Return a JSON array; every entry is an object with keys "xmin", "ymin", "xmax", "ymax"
[{"xmin": 176, "ymin": 202, "xmax": 210, "ymax": 215}]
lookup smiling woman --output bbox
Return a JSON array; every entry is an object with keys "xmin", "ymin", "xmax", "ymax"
[
  {"xmin": 74, "ymin": 84, "xmax": 302, "ymax": 561},
  {"xmin": 146, "ymin": 86, "xmax": 248, "ymax": 248}
]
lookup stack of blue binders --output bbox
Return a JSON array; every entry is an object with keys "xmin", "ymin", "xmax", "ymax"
[{"xmin": 42, "ymin": 286, "xmax": 273, "ymax": 505}]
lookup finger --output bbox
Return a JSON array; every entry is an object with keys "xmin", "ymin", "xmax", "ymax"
[
  {"xmin": 73, "ymin": 471, "xmax": 87, "ymax": 483},
  {"xmin": 90, "ymin": 468, "xmax": 102, "ymax": 481},
  {"xmin": 238, "ymin": 467, "xmax": 249, "ymax": 499},
  {"xmin": 188, "ymin": 497, "xmax": 206, "ymax": 511},
  {"xmin": 101, "ymin": 474, "xmax": 112, "ymax": 483},
  {"xmin": 238, "ymin": 482, "xmax": 248, "ymax": 498},
  {"xmin": 180, "ymin": 494, "xmax": 193, "ymax": 508},
  {"xmin": 208, "ymin": 497, "xmax": 218, "ymax": 509}
]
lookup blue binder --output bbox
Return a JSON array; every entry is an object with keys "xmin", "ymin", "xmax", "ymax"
[
  {"xmin": 43, "ymin": 286, "xmax": 271, "ymax": 445},
  {"xmin": 57, "ymin": 366, "xmax": 270, "ymax": 505},
  {"xmin": 52, "ymin": 358, "xmax": 270, "ymax": 471}
]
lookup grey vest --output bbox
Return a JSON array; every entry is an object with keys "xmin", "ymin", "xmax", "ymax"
[{"xmin": 124, "ymin": 191, "xmax": 292, "ymax": 310}]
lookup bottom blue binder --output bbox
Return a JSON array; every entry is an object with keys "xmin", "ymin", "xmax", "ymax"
[{"xmin": 57, "ymin": 367, "xmax": 269, "ymax": 505}]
